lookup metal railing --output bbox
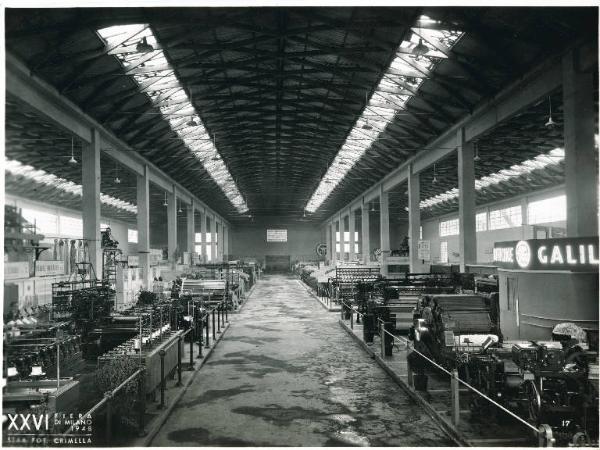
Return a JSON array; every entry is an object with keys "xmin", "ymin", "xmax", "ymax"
[
  {"xmin": 339, "ymin": 300, "xmax": 555, "ymax": 447},
  {"xmin": 58, "ymin": 299, "xmax": 231, "ymax": 446}
]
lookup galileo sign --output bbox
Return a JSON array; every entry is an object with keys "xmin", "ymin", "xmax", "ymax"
[{"xmin": 493, "ymin": 237, "xmax": 599, "ymax": 271}]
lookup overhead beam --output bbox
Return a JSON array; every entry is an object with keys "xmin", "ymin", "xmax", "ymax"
[{"xmin": 6, "ymin": 51, "xmax": 229, "ymax": 227}]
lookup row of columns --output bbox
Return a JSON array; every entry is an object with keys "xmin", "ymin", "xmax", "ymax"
[
  {"xmin": 81, "ymin": 148, "xmax": 229, "ymax": 289},
  {"xmin": 324, "ymin": 48, "xmax": 596, "ymax": 271}
]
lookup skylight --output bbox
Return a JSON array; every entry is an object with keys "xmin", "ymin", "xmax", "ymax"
[
  {"xmin": 97, "ymin": 25, "xmax": 248, "ymax": 214},
  {"xmin": 5, "ymin": 159, "xmax": 138, "ymax": 214},
  {"xmin": 305, "ymin": 16, "xmax": 464, "ymax": 213},
  {"xmin": 419, "ymin": 148, "xmax": 565, "ymax": 209}
]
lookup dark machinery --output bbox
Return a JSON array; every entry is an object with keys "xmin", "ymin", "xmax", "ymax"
[{"xmin": 467, "ymin": 333, "xmax": 598, "ymax": 446}]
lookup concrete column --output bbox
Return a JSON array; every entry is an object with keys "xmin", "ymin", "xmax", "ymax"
[
  {"xmin": 563, "ymin": 49, "xmax": 598, "ymax": 237},
  {"xmin": 167, "ymin": 185, "xmax": 177, "ymax": 267},
  {"xmin": 186, "ymin": 200, "xmax": 195, "ymax": 264},
  {"xmin": 408, "ymin": 165, "xmax": 422, "ymax": 273},
  {"xmin": 223, "ymin": 225, "xmax": 229, "ymax": 260},
  {"xmin": 136, "ymin": 165, "xmax": 151, "ymax": 288},
  {"xmin": 200, "ymin": 209, "xmax": 207, "ymax": 263},
  {"xmin": 211, "ymin": 216, "xmax": 217, "ymax": 262},
  {"xmin": 217, "ymin": 221, "xmax": 224, "ymax": 261},
  {"xmin": 361, "ymin": 201, "xmax": 370, "ymax": 264},
  {"xmin": 380, "ymin": 186, "xmax": 390, "ymax": 276},
  {"xmin": 325, "ymin": 224, "xmax": 332, "ymax": 263},
  {"xmin": 458, "ymin": 127, "xmax": 476, "ymax": 271},
  {"xmin": 348, "ymin": 208, "xmax": 356, "ymax": 261},
  {"xmin": 82, "ymin": 129, "xmax": 102, "ymax": 275},
  {"xmin": 339, "ymin": 213, "xmax": 345, "ymax": 261},
  {"xmin": 331, "ymin": 221, "xmax": 337, "ymax": 265}
]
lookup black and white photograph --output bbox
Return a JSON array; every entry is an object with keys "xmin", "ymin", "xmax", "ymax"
[{"xmin": 2, "ymin": 1, "xmax": 599, "ymax": 448}]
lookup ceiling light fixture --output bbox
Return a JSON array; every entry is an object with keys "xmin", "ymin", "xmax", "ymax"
[
  {"xmin": 474, "ymin": 142, "xmax": 481, "ymax": 162},
  {"xmin": 412, "ymin": 38, "xmax": 430, "ymax": 58},
  {"xmin": 186, "ymin": 85, "xmax": 198, "ymax": 127},
  {"xmin": 136, "ymin": 37, "xmax": 154, "ymax": 53},
  {"xmin": 545, "ymin": 95, "xmax": 556, "ymax": 129},
  {"xmin": 362, "ymin": 92, "xmax": 373, "ymax": 130},
  {"xmin": 432, "ymin": 163, "xmax": 438, "ymax": 184},
  {"xmin": 114, "ymin": 161, "xmax": 121, "ymax": 184},
  {"xmin": 68, "ymin": 137, "xmax": 77, "ymax": 164},
  {"xmin": 370, "ymin": 202, "xmax": 376, "ymax": 213},
  {"xmin": 163, "ymin": 192, "xmax": 168, "ymax": 207},
  {"xmin": 178, "ymin": 201, "xmax": 183, "ymax": 213}
]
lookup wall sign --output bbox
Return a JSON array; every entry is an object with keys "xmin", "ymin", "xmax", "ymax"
[
  {"xmin": 128, "ymin": 255, "xmax": 139, "ymax": 267},
  {"xmin": 493, "ymin": 237, "xmax": 599, "ymax": 271},
  {"xmin": 5, "ymin": 262, "xmax": 30, "ymax": 280},
  {"xmin": 149, "ymin": 249, "xmax": 163, "ymax": 266},
  {"xmin": 417, "ymin": 240, "xmax": 431, "ymax": 261},
  {"xmin": 35, "ymin": 260, "xmax": 65, "ymax": 277},
  {"xmin": 266, "ymin": 229, "xmax": 287, "ymax": 242}
]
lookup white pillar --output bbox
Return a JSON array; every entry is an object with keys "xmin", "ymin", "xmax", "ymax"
[
  {"xmin": 361, "ymin": 201, "xmax": 370, "ymax": 264},
  {"xmin": 325, "ymin": 224, "xmax": 332, "ymax": 263},
  {"xmin": 167, "ymin": 185, "xmax": 177, "ymax": 267},
  {"xmin": 331, "ymin": 221, "xmax": 337, "ymax": 265},
  {"xmin": 563, "ymin": 49, "xmax": 598, "ymax": 237},
  {"xmin": 348, "ymin": 208, "xmax": 356, "ymax": 261},
  {"xmin": 200, "ymin": 209, "xmax": 207, "ymax": 263},
  {"xmin": 458, "ymin": 127, "xmax": 476, "ymax": 271},
  {"xmin": 408, "ymin": 165, "xmax": 422, "ymax": 273},
  {"xmin": 82, "ymin": 129, "xmax": 102, "ymax": 275},
  {"xmin": 339, "ymin": 213, "xmax": 345, "ymax": 261},
  {"xmin": 223, "ymin": 225, "xmax": 229, "ymax": 260},
  {"xmin": 380, "ymin": 187, "xmax": 390, "ymax": 276},
  {"xmin": 136, "ymin": 165, "xmax": 151, "ymax": 288},
  {"xmin": 211, "ymin": 216, "xmax": 217, "ymax": 263},
  {"xmin": 217, "ymin": 221, "xmax": 224, "ymax": 261},
  {"xmin": 186, "ymin": 200, "xmax": 195, "ymax": 264}
]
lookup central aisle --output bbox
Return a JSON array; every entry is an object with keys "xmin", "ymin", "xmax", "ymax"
[{"xmin": 152, "ymin": 275, "xmax": 453, "ymax": 447}]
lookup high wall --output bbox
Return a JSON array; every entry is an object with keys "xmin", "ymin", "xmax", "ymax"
[{"xmin": 229, "ymin": 219, "xmax": 322, "ymax": 265}]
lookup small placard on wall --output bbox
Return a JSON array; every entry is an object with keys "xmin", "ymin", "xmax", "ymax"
[{"xmin": 266, "ymin": 229, "xmax": 287, "ymax": 242}]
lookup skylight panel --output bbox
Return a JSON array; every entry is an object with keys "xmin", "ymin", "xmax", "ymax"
[
  {"xmin": 98, "ymin": 25, "xmax": 248, "ymax": 214},
  {"xmin": 305, "ymin": 16, "xmax": 464, "ymax": 213},
  {"xmin": 420, "ymin": 148, "xmax": 565, "ymax": 209},
  {"xmin": 5, "ymin": 159, "xmax": 137, "ymax": 214}
]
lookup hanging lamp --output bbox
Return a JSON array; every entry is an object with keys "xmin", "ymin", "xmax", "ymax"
[
  {"xmin": 545, "ymin": 95, "xmax": 556, "ymax": 129},
  {"xmin": 114, "ymin": 161, "xmax": 121, "ymax": 184},
  {"xmin": 362, "ymin": 92, "xmax": 373, "ymax": 130},
  {"xmin": 474, "ymin": 142, "xmax": 481, "ymax": 162},
  {"xmin": 432, "ymin": 163, "xmax": 438, "ymax": 184},
  {"xmin": 163, "ymin": 192, "xmax": 168, "ymax": 207},
  {"xmin": 186, "ymin": 85, "xmax": 198, "ymax": 127},
  {"xmin": 136, "ymin": 37, "xmax": 154, "ymax": 53},
  {"xmin": 68, "ymin": 137, "xmax": 77, "ymax": 164}
]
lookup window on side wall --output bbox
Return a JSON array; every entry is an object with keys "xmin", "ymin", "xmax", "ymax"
[
  {"xmin": 440, "ymin": 241, "xmax": 448, "ymax": 263},
  {"xmin": 489, "ymin": 206, "xmax": 522, "ymax": 230}
]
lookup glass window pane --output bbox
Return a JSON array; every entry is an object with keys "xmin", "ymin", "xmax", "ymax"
[
  {"xmin": 476, "ymin": 212, "xmax": 487, "ymax": 232},
  {"xmin": 440, "ymin": 218, "xmax": 459, "ymax": 237},
  {"xmin": 128, "ymin": 229, "xmax": 138, "ymax": 243},
  {"xmin": 440, "ymin": 241, "xmax": 448, "ymax": 263},
  {"xmin": 489, "ymin": 206, "xmax": 522, "ymax": 230},
  {"xmin": 528, "ymin": 195, "xmax": 566, "ymax": 225},
  {"xmin": 195, "ymin": 232, "xmax": 202, "ymax": 243},
  {"xmin": 21, "ymin": 208, "xmax": 58, "ymax": 236},
  {"xmin": 59, "ymin": 215, "xmax": 83, "ymax": 238},
  {"xmin": 194, "ymin": 244, "xmax": 202, "ymax": 254},
  {"xmin": 206, "ymin": 246, "xmax": 212, "ymax": 261}
]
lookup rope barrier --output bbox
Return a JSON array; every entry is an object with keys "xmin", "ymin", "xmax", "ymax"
[{"xmin": 342, "ymin": 309, "xmax": 539, "ymax": 434}]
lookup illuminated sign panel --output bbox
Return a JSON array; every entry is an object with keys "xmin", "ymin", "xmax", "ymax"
[
  {"xmin": 493, "ymin": 238, "xmax": 599, "ymax": 271},
  {"xmin": 266, "ymin": 229, "xmax": 287, "ymax": 243}
]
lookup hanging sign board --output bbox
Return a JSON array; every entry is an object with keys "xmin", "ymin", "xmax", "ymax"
[
  {"xmin": 4, "ymin": 262, "xmax": 30, "ymax": 280},
  {"xmin": 266, "ymin": 229, "xmax": 287, "ymax": 242},
  {"xmin": 493, "ymin": 237, "xmax": 599, "ymax": 271},
  {"xmin": 418, "ymin": 240, "xmax": 431, "ymax": 261},
  {"xmin": 35, "ymin": 260, "xmax": 65, "ymax": 277}
]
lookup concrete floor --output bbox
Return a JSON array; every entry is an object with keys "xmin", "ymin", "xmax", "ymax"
[{"xmin": 151, "ymin": 275, "xmax": 453, "ymax": 447}]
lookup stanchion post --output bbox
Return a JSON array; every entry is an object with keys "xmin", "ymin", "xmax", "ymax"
[
  {"xmin": 188, "ymin": 329, "xmax": 194, "ymax": 369},
  {"xmin": 105, "ymin": 392, "xmax": 112, "ymax": 445},
  {"xmin": 205, "ymin": 313, "xmax": 210, "ymax": 348},
  {"xmin": 406, "ymin": 348, "xmax": 414, "ymax": 388},
  {"xmin": 380, "ymin": 321, "xmax": 385, "ymax": 357},
  {"xmin": 158, "ymin": 349, "xmax": 166, "ymax": 409},
  {"xmin": 176, "ymin": 337, "xmax": 183, "ymax": 386},
  {"xmin": 217, "ymin": 305, "xmax": 221, "ymax": 333},
  {"xmin": 538, "ymin": 424, "xmax": 554, "ymax": 447},
  {"xmin": 212, "ymin": 309, "xmax": 216, "ymax": 340},
  {"xmin": 137, "ymin": 369, "xmax": 146, "ymax": 437},
  {"xmin": 451, "ymin": 369, "xmax": 460, "ymax": 426},
  {"xmin": 350, "ymin": 309, "xmax": 354, "ymax": 330},
  {"xmin": 198, "ymin": 311, "xmax": 204, "ymax": 358},
  {"xmin": 225, "ymin": 301, "xmax": 229, "ymax": 323}
]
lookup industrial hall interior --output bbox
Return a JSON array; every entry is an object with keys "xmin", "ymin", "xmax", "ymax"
[{"xmin": 2, "ymin": 4, "xmax": 599, "ymax": 448}]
